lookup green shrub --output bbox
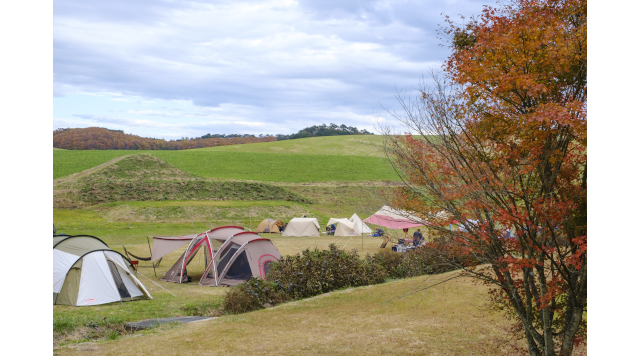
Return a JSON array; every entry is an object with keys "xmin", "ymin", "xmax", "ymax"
[
  {"xmin": 222, "ymin": 244, "xmax": 387, "ymax": 314},
  {"xmin": 266, "ymin": 244, "xmax": 387, "ymax": 299},
  {"xmin": 372, "ymin": 249, "xmax": 405, "ymax": 278},
  {"xmin": 372, "ymin": 238, "xmax": 477, "ymax": 278},
  {"xmin": 221, "ymin": 240, "xmax": 480, "ymax": 315},
  {"xmin": 222, "ymin": 278, "xmax": 291, "ymax": 314}
]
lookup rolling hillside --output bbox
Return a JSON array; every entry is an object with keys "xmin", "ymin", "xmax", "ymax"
[
  {"xmin": 54, "ymin": 154, "xmax": 310, "ymax": 209},
  {"xmin": 197, "ymin": 135, "xmax": 385, "ymax": 157},
  {"xmin": 53, "ymin": 136, "xmax": 397, "ymax": 182}
]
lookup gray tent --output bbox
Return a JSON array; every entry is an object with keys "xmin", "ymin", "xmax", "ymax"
[
  {"xmin": 53, "ymin": 235, "xmax": 152, "ymax": 306},
  {"xmin": 151, "ymin": 226, "xmax": 281, "ymax": 287}
]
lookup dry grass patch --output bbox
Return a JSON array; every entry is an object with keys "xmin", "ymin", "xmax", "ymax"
[{"xmin": 56, "ymin": 272, "xmax": 529, "ymax": 355}]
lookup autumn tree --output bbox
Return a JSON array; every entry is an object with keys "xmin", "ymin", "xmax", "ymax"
[{"xmin": 383, "ymin": 0, "xmax": 586, "ymax": 355}]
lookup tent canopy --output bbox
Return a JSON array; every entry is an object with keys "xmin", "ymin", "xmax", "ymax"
[
  {"xmin": 282, "ymin": 218, "xmax": 320, "ymax": 237},
  {"xmin": 327, "ymin": 218, "xmax": 350, "ymax": 226},
  {"xmin": 364, "ymin": 205, "xmax": 425, "ymax": 229},
  {"xmin": 150, "ymin": 226, "xmax": 244, "ymax": 261}
]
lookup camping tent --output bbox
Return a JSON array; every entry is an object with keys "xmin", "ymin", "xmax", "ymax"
[
  {"xmin": 364, "ymin": 206, "xmax": 425, "ymax": 229},
  {"xmin": 256, "ymin": 219, "xmax": 283, "ymax": 233},
  {"xmin": 199, "ymin": 231, "xmax": 281, "ymax": 287},
  {"xmin": 327, "ymin": 218, "xmax": 350, "ymax": 226},
  {"xmin": 151, "ymin": 226, "xmax": 281, "ymax": 287},
  {"xmin": 326, "ymin": 215, "xmax": 373, "ymax": 236},
  {"xmin": 53, "ymin": 235, "xmax": 152, "ymax": 306},
  {"xmin": 350, "ymin": 213, "xmax": 373, "ymax": 234},
  {"xmin": 282, "ymin": 218, "xmax": 320, "ymax": 237},
  {"xmin": 334, "ymin": 219, "xmax": 359, "ymax": 237}
]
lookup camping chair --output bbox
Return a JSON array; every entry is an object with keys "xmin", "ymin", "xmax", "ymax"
[
  {"xmin": 374, "ymin": 229, "xmax": 390, "ymax": 248},
  {"xmin": 380, "ymin": 235, "xmax": 391, "ymax": 248},
  {"xmin": 122, "ymin": 245, "xmax": 162, "ymax": 276}
]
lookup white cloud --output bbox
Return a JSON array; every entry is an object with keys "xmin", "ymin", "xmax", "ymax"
[{"xmin": 54, "ymin": 0, "xmax": 487, "ymax": 137}]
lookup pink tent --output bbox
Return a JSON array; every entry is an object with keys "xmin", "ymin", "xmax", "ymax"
[{"xmin": 363, "ymin": 206, "xmax": 425, "ymax": 229}]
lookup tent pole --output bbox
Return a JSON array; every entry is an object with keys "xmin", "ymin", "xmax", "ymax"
[
  {"xmin": 180, "ymin": 235, "xmax": 198, "ymax": 283},
  {"xmin": 147, "ymin": 236, "xmax": 156, "ymax": 277}
]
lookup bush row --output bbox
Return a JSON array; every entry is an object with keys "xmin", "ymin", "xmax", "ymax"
[{"xmin": 222, "ymin": 240, "xmax": 477, "ymax": 315}]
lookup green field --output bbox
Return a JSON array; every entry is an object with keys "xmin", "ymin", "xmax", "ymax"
[
  {"xmin": 54, "ymin": 136, "xmax": 396, "ymax": 182},
  {"xmin": 152, "ymin": 150, "xmax": 396, "ymax": 183},
  {"xmin": 54, "ymin": 150, "xmax": 135, "ymax": 179},
  {"xmin": 198, "ymin": 135, "xmax": 385, "ymax": 157}
]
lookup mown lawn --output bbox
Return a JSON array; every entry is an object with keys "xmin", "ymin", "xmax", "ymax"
[
  {"xmin": 152, "ymin": 150, "xmax": 397, "ymax": 183},
  {"xmin": 55, "ymin": 271, "xmax": 530, "ymax": 355},
  {"xmin": 197, "ymin": 135, "xmax": 385, "ymax": 157},
  {"xmin": 54, "ymin": 150, "xmax": 397, "ymax": 182}
]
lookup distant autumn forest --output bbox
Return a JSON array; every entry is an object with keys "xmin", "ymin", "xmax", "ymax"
[{"xmin": 53, "ymin": 124, "xmax": 373, "ymax": 150}]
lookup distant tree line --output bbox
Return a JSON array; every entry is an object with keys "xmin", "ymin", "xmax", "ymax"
[
  {"xmin": 53, "ymin": 124, "xmax": 374, "ymax": 150},
  {"xmin": 275, "ymin": 123, "xmax": 373, "ymax": 141},
  {"xmin": 53, "ymin": 127, "xmax": 276, "ymax": 150}
]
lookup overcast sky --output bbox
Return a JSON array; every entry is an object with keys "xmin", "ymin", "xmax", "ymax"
[{"xmin": 53, "ymin": 0, "xmax": 488, "ymax": 139}]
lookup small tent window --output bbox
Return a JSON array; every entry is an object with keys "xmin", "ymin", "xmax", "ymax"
[
  {"xmin": 217, "ymin": 246, "xmax": 239, "ymax": 277},
  {"xmin": 224, "ymin": 251, "xmax": 252, "ymax": 280},
  {"xmin": 107, "ymin": 260, "xmax": 131, "ymax": 299}
]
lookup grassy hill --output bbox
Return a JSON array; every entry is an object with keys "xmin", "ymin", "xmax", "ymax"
[
  {"xmin": 54, "ymin": 154, "xmax": 310, "ymax": 208},
  {"xmin": 53, "ymin": 136, "xmax": 397, "ymax": 182},
  {"xmin": 197, "ymin": 135, "xmax": 385, "ymax": 157}
]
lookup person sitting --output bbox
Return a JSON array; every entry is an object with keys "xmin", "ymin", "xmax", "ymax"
[{"xmin": 413, "ymin": 229, "xmax": 423, "ymax": 247}]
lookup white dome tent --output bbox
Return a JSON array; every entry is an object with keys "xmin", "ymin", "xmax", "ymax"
[{"xmin": 53, "ymin": 235, "xmax": 152, "ymax": 306}]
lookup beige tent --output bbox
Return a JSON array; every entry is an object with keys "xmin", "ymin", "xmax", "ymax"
[
  {"xmin": 282, "ymin": 218, "xmax": 320, "ymax": 237},
  {"xmin": 151, "ymin": 226, "xmax": 281, "ymax": 287},
  {"xmin": 327, "ymin": 218, "xmax": 350, "ymax": 227},
  {"xmin": 350, "ymin": 213, "xmax": 373, "ymax": 234},
  {"xmin": 256, "ymin": 219, "xmax": 283, "ymax": 233},
  {"xmin": 53, "ymin": 235, "xmax": 152, "ymax": 306},
  {"xmin": 334, "ymin": 219, "xmax": 359, "ymax": 237},
  {"xmin": 327, "ymin": 214, "xmax": 373, "ymax": 236}
]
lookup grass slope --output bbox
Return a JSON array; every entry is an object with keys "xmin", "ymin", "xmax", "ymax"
[
  {"xmin": 54, "ymin": 150, "xmax": 135, "ymax": 179},
  {"xmin": 54, "ymin": 154, "xmax": 309, "ymax": 208},
  {"xmin": 152, "ymin": 150, "xmax": 396, "ymax": 183},
  {"xmin": 55, "ymin": 271, "xmax": 528, "ymax": 355},
  {"xmin": 53, "ymin": 136, "xmax": 397, "ymax": 182},
  {"xmin": 197, "ymin": 135, "xmax": 385, "ymax": 157}
]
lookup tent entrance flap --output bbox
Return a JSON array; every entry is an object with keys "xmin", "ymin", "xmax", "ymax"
[
  {"xmin": 107, "ymin": 260, "xmax": 131, "ymax": 299},
  {"xmin": 216, "ymin": 245, "xmax": 240, "ymax": 277},
  {"xmin": 223, "ymin": 251, "xmax": 252, "ymax": 280}
]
